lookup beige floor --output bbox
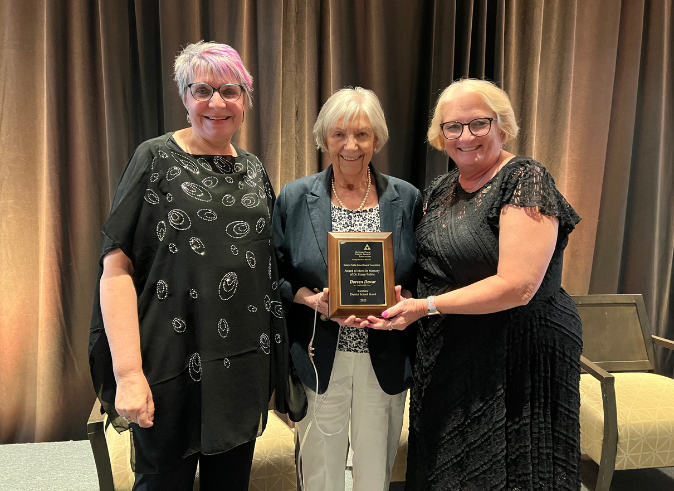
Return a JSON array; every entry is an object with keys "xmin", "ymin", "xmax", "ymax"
[{"xmin": 1, "ymin": 440, "xmax": 673, "ymax": 490}]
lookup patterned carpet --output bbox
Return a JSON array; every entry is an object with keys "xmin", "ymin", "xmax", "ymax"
[
  {"xmin": 580, "ymin": 458, "xmax": 674, "ymax": 491},
  {"xmin": 1, "ymin": 439, "xmax": 673, "ymax": 490}
]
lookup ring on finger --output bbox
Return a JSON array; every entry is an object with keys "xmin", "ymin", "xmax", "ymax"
[{"xmin": 388, "ymin": 320, "xmax": 393, "ymax": 330}]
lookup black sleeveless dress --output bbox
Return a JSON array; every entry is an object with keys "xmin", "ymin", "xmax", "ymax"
[{"xmin": 406, "ymin": 157, "xmax": 583, "ymax": 491}]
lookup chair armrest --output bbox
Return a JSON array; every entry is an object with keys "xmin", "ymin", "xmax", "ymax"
[
  {"xmin": 653, "ymin": 335, "xmax": 674, "ymax": 351},
  {"xmin": 272, "ymin": 410, "xmax": 295, "ymax": 429},
  {"xmin": 87, "ymin": 399, "xmax": 105, "ymax": 434},
  {"xmin": 580, "ymin": 355, "xmax": 618, "ymax": 490},
  {"xmin": 581, "ymin": 355, "xmax": 615, "ymax": 383},
  {"xmin": 87, "ymin": 400, "xmax": 115, "ymax": 491}
]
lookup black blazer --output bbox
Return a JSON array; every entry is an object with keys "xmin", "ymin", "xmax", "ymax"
[{"xmin": 272, "ymin": 164, "xmax": 422, "ymax": 394}]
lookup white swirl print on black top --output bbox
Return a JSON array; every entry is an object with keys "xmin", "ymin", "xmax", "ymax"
[
  {"xmin": 156, "ymin": 280, "xmax": 168, "ymax": 300},
  {"xmin": 260, "ymin": 333, "xmax": 271, "ymax": 354},
  {"xmin": 181, "ymin": 182, "xmax": 212, "ymax": 202},
  {"xmin": 225, "ymin": 221, "xmax": 250, "ymax": 239},
  {"xmin": 213, "ymin": 156, "xmax": 233, "ymax": 174},
  {"xmin": 189, "ymin": 237, "xmax": 206, "ymax": 255},
  {"xmin": 156, "ymin": 221, "xmax": 166, "ymax": 241},
  {"xmin": 197, "ymin": 158, "xmax": 213, "ymax": 172},
  {"xmin": 167, "ymin": 166, "xmax": 181, "ymax": 180},
  {"xmin": 202, "ymin": 176, "xmax": 218, "ymax": 188},
  {"xmin": 264, "ymin": 294, "xmax": 284, "ymax": 319},
  {"xmin": 197, "ymin": 209, "xmax": 217, "ymax": 221},
  {"xmin": 168, "ymin": 209, "xmax": 191, "ymax": 230},
  {"xmin": 218, "ymin": 318, "xmax": 229, "ymax": 338},
  {"xmin": 188, "ymin": 353, "xmax": 202, "ymax": 381},
  {"xmin": 218, "ymin": 272, "xmax": 238, "ymax": 300},
  {"xmin": 246, "ymin": 251, "xmax": 256, "ymax": 268},
  {"xmin": 172, "ymin": 151, "xmax": 200, "ymax": 174},
  {"xmin": 241, "ymin": 193, "xmax": 260, "ymax": 208},
  {"xmin": 173, "ymin": 318, "xmax": 186, "ymax": 333},
  {"xmin": 145, "ymin": 189, "xmax": 160, "ymax": 204}
]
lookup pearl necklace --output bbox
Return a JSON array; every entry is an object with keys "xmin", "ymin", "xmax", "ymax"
[{"xmin": 332, "ymin": 168, "xmax": 371, "ymax": 211}]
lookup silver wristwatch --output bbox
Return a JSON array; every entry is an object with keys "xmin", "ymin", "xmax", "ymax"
[{"xmin": 427, "ymin": 296, "xmax": 441, "ymax": 315}]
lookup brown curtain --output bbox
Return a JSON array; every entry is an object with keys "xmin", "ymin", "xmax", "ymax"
[
  {"xmin": 588, "ymin": 0, "xmax": 674, "ymax": 373},
  {"xmin": 0, "ymin": 0, "xmax": 672, "ymax": 443}
]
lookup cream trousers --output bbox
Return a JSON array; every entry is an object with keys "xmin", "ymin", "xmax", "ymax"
[{"xmin": 296, "ymin": 350, "xmax": 406, "ymax": 491}]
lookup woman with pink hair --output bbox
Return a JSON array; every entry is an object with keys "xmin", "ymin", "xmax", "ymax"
[{"xmin": 89, "ymin": 41, "xmax": 304, "ymax": 490}]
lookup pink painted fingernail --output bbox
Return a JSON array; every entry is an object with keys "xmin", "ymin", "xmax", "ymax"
[{"xmin": 381, "ymin": 311, "xmax": 389, "ymax": 318}]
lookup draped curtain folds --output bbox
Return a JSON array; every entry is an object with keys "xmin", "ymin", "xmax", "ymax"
[
  {"xmin": 589, "ymin": 0, "xmax": 674, "ymax": 373},
  {"xmin": 0, "ymin": 0, "xmax": 672, "ymax": 443}
]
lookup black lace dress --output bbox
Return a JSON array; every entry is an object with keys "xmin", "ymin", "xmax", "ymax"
[{"xmin": 407, "ymin": 157, "xmax": 583, "ymax": 491}]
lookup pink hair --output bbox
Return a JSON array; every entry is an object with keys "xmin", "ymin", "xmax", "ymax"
[{"xmin": 174, "ymin": 41, "xmax": 254, "ymax": 108}]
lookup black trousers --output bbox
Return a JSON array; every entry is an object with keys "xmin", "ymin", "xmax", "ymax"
[{"xmin": 132, "ymin": 439, "xmax": 256, "ymax": 491}]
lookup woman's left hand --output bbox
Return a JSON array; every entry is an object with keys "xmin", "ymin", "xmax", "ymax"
[
  {"xmin": 333, "ymin": 316, "xmax": 366, "ymax": 327},
  {"xmin": 333, "ymin": 286, "xmax": 404, "ymax": 327},
  {"xmin": 359, "ymin": 286, "xmax": 424, "ymax": 331}
]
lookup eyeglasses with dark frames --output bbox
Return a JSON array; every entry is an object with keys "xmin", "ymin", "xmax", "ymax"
[
  {"xmin": 440, "ymin": 118, "xmax": 495, "ymax": 140},
  {"xmin": 187, "ymin": 82, "xmax": 244, "ymax": 103}
]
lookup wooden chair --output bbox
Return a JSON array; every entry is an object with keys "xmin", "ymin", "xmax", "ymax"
[
  {"xmin": 390, "ymin": 390, "xmax": 410, "ymax": 483},
  {"xmin": 573, "ymin": 294, "xmax": 674, "ymax": 491},
  {"xmin": 87, "ymin": 402, "xmax": 297, "ymax": 491}
]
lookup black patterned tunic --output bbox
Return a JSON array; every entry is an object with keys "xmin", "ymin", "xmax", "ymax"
[
  {"xmin": 89, "ymin": 133, "xmax": 291, "ymax": 473},
  {"xmin": 407, "ymin": 157, "xmax": 583, "ymax": 491}
]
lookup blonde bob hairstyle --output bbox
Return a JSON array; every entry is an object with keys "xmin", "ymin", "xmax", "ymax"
[
  {"xmin": 313, "ymin": 87, "xmax": 389, "ymax": 153},
  {"xmin": 174, "ymin": 41, "xmax": 253, "ymax": 109},
  {"xmin": 427, "ymin": 79, "xmax": 519, "ymax": 151}
]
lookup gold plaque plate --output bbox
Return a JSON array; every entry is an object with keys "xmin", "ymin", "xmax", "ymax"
[{"xmin": 327, "ymin": 232, "xmax": 395, "ymax": 318}]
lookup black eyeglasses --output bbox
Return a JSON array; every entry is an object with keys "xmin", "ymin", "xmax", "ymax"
[
  {"xmin": 187, "ymin": 83, "xmax": 244, "ymax": 103},
  {"xmin": 440, "ymin": 118, "xmax": 494, "ymax": 139}
]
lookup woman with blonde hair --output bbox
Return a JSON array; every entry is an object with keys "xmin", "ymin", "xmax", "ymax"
[{"xmin": 367, "ymin": 79, "xmax": 583, "ymax": 490}]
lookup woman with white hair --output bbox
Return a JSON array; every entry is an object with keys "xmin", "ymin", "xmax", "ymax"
[
  {"xmin": 272, "ymin": 87, "xmax": 422, "ymax": 490},
  {"xmin": 366, "ymin": 79, "xmax": 583, "ymax": 490},
  {"xmin": 89, "ymin": 41, "xmax": 303, "ymax": 490}
]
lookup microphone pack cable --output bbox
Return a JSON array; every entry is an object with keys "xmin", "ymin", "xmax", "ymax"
[{"xmin": 296, "ymin": 297, "xmax": 349, "ymax": 491}]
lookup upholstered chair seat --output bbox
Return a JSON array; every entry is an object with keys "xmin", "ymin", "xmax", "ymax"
[
  {"xmin": 580, "ymin": 372, "xmax": 674, "ymax": 470},
  {"xmin": 574, "ymin": 294, "xmax": 674, "ymax": 491},
  {"xmin": 89, "ymin": 406, "xmax": 297, "ymax": 491}
]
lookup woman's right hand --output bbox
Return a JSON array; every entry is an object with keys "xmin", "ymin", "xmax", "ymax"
[
  {"xmin": 115, "ymin": 371, "xmax": 155, "ymax": 428},
  {"xmin": 294, "ymin": 287, "xmax": 330, "ymax": 316}
]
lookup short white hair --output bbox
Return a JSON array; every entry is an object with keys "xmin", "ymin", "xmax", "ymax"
[
  {"xmin": 428, "ymin": 79, "xmax": 519, "ymax": 150},
  {"xmin": 313, "ymin": 87, "xmax": 389, "ymax": 153},
  {"xmin": 174, "ymin": 41, "xmax": 253, "ymax": 109}
]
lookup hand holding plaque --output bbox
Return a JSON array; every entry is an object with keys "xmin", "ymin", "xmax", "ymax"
[{"xmin": 327, "ymin": 232, "xmax": 396, "ymax": 318}]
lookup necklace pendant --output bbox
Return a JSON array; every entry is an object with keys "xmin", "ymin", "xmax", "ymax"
[{"xmin": 332, "ymin": 167, "xmax": 371, "ymax": 211}]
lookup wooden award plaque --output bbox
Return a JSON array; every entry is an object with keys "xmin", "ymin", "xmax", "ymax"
[{"xmin": 327, "ymin": 232, "xmax": 396, "ymax": 318}]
